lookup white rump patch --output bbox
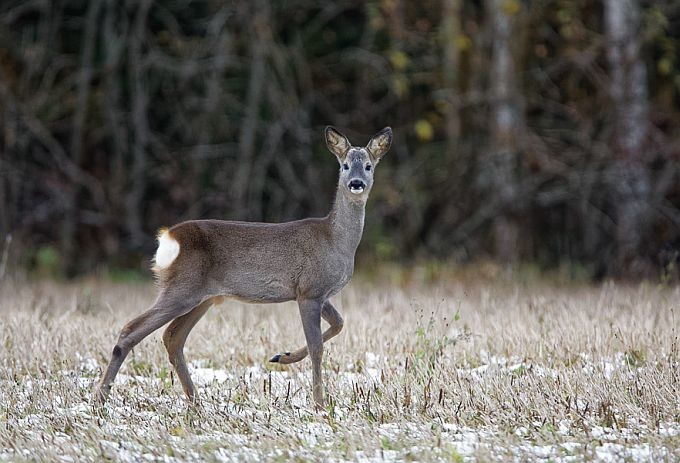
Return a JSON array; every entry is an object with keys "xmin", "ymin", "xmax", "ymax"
[{"xmin": 154, "ymin": 230, "xmax": 180, "ymax": 269}]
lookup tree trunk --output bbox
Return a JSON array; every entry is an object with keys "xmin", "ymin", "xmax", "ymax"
[
  {"xmin": 232, "ymin": 0, "xmax": 269, "ymax": 220},
  {"xmin": 604, "ymin": 0, "xmax": 651, "ymax": 277},
  {"xmin": 486, "ymin": 0, "xmax": 523, "ymax": 262},
  {"xmin": 61, "ymin": 0, "xmax": 102, "ymax": 275}
]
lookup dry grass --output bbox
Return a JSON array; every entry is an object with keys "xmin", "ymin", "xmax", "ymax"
[{"xmin": 1, "ymin": 270, "xmax": 679, "ymax": 462}]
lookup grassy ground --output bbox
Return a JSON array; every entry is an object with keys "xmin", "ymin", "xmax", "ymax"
[{"xmin": 1, "ymin": 269, "xmax": 679, "ymax": 462}]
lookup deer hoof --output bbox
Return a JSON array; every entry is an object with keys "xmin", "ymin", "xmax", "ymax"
[
  {"xmin": 92, "ymin": 387, "xmax": 109, "ymax": 405},
  {"xmin": 269, "ymin": 352, "xmax": 290, "ymax": 363}
]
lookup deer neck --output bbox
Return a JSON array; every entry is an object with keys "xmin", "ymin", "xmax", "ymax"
[{"xmin": 328, "ymin": 187, "xmax": 366, "ymax": 254}]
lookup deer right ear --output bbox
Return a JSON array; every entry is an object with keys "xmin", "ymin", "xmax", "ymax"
[{"xmin": 325, "ymin": 126, "xmax": 351, "ymax": 161}]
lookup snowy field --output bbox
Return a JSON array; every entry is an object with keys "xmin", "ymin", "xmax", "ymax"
[{"xmin": 1, "ymin": 272, "xmax": 679, "ymax": 462}]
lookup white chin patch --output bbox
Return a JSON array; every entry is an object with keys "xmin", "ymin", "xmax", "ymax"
[
  {"xmin": 350, "ymin": 187, "xmax": 364, "ymax": 194},
  {"xmin": 155, "ymin": 230, "xmax": 180, "ymax": 269}
]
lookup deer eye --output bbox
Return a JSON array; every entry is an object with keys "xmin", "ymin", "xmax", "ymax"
[
  {"xmin": 365, "ymin": 164, "xmax": 372, "ymax": 172},
  {"xmin": 342, "ymin": 163, "xmax": 349, "ymax": 170}
]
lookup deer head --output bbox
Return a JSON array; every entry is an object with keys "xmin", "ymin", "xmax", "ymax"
[{"xmin": 325, "ymin": 126, "xmax": 392, "ymax": 202}]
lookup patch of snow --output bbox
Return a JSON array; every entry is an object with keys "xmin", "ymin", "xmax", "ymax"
[
  {"xmin": 190, "ymin": 367, "xmax": 231, "ymax": 385},
  {"xmin": 516, "ymin": 444, "xmax": 554, "ymax": 459},
  {"xmin": 558, "ymin": 420, "xmax": 572, "ymax": 435},
  {"xmin": 451, "ymin": 430, "xmax": 481, "ymax": 456},
  {"xmin": 561, "ymin": 442, "xmax": 581, "ymax": 453},
  {"xmin": 514, "ymin": 426, "xmax": 528, "ymax": 437},
  {"xmin": 365, "ymin": 352, "xmax": 380, "ymax": 368},
  {"xmin": 660, "ymin": 422, "xmax": 680, "ymax": 437}
]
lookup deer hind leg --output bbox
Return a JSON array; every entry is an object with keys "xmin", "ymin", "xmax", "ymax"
[
  {"xmin": 95, "ymin": 289, "xmax": 203, "ymax": 403},
  {"xmin": 162, "ymin": 298, "xmax": 213, "ymax": 403},
  {"xmin": 269, "ymin": 300, "xmax": 343, "ymax": 365}
]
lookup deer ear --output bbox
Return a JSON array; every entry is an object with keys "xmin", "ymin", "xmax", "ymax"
[
  {"xmin": 325, "ymin": 126, "xmax": 351, "ymax": 160},
  {"xmin": 366, "ymin": 127, "xmax": 392, "ymax": 162}
]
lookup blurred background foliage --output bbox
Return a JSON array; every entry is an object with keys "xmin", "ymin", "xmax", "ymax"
[{"xmin": 0, "ymin": 0, "xmax": 679, "ymax": 280}]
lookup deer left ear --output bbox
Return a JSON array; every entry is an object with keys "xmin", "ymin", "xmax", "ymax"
[{"xmin": 366, "ymin": 127, "xmax": 392, "ymax": 162}]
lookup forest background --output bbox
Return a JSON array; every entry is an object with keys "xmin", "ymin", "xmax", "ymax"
[{"xmin": 1, "ymin": 0, "xmax": 679, "ymax": 280}]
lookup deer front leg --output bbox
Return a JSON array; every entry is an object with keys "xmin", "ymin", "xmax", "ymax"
[
  {"xmin": 269, "ymin": 300, "xmax": 343, "ymax": 365},
  {"xmin": 297, "ymin": 298, "xmax": 324, "ymax": 408}
]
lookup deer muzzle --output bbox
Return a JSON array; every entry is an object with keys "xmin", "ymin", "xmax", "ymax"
[{"xmin": 348, "ymin": 179, "xmax": 366, "ymax": 194}]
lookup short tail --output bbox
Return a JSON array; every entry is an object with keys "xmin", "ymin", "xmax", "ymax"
[{"xmin": 152, "ymin": 227, "xmax": 180, "ymax": 279}]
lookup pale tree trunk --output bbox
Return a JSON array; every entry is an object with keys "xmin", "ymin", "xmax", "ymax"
[
  {"xmin": 486, "ymin": 0, "xmax": 523, "ymax": 262},
  {"xmin": 604, "ymin": 0, "xmax": 651, "ymax": 276}
]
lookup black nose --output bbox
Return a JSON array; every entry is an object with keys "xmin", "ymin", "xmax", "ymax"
[{"xmin": 348, "ymin": 179, "xmax": 366, "ymax": 189}]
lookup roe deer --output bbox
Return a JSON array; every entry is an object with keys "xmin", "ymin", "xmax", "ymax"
[{"xmin": 96, "ymin": 126, "xmax": 392, "ymax": 408}]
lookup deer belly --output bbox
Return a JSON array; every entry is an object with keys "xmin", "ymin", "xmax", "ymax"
[{"xmin": 224, "ymin": 273, "xmax": 296, "ymax": 303}]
